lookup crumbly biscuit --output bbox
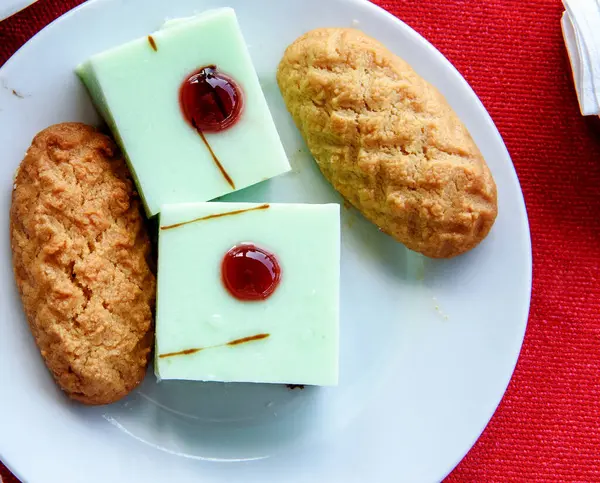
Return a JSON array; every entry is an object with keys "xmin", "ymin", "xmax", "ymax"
[
  {"xmin": 10, "ymin": 123, "xmax": 156, "ymax": 405},
  {"xmin": 277, "ymin": 28, "xmax": 497, "ymax": 258}
]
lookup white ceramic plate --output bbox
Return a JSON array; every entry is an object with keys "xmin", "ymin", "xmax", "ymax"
[
  {"xmin": 0, "ymin": 1, "xmax": 532, "ymax": 482},
  {"xmin": 0, "ymin": 0, "xmax": 37, "ymax": 21}
]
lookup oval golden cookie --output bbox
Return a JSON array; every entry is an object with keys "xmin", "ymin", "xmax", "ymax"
[
  {"xmin": 277, "ymin": 28, "xmax": 498, "ymax": 258},
  {"xmin": 10, "ymin": 123, "xmax": 156, "ymax": 405}
]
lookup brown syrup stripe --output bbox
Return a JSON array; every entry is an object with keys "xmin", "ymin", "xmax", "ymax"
[
  {"xmin": 158, "ymin": 333, "xmax": 270, "ymax": 359},
  {"xmin": 161, "ymin": 203, "xmax": 270, "ymax": 231},
  {"xmin": 147, "ymin": 35, "xmax": 158, "ymax": 52},
  {"xmin": 197, "ymin": 130, "xmax": 235, "ymax": 189}
]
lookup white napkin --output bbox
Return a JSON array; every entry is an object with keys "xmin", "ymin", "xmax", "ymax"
[{"xmin": 562, "ymin": 0, "xmax": 600, "ymax": 115}]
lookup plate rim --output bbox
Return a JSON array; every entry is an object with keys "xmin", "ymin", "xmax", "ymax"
[
  {"xmin": 0, "ymin": 0, "xmax": 39, "ymax": 22},
  {"xmin": 0, "ymin": 0, "xmax": 533, "ymax": 481}
]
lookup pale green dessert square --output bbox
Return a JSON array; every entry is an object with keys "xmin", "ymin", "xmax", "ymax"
[
  {"xmin": 76, "ymin": 8, "xmax": 290, "ymax": 217},
  {"xmin": 156, "ymin": 202, "xmax": 340, "ymax": 386}
]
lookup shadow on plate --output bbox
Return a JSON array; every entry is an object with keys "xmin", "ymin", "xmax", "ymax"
[{"xmin": 85, "ymin": 369, "xmax": 323, "ymax": 461}]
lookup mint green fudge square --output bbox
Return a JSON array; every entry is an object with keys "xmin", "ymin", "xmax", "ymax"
[
  {"xmin": 156, "ymin": 202, "xmax": 340, "ymax": 386},
  {"xmin": 76, "ymin": 8, "xmax": 290, "ymax": 217}
]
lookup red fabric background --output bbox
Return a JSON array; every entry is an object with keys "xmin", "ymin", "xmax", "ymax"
[{"xmin": 1, "ymin": 0, "xmax": 599, "ymax": 481}]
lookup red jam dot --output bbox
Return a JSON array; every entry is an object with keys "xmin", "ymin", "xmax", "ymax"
[
  {"xmin": 179, "ymin": 65, "xmax": 243, "ymax": 133},
  {"xmin": 222, "ymin": 244, "xmax": 281, "ymax": 301}
]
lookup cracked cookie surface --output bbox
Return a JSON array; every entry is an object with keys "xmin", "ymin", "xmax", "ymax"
[
  {"xmin": 277, "ymin": 28, "xmax": 497, "ymax": 258},
  {"xmin": 10, "ymin": 123, "xmax": 156, "ymax": 405}
]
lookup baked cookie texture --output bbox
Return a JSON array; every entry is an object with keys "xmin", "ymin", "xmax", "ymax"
[
  {"xmin": 10, "ymin": 123, "xmax": 156, "ymax": 405},
  {"xmin": 277, "ymin": 28, "xmax": 497, "ymax": 258}
]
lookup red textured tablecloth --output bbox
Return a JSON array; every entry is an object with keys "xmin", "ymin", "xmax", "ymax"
[{"xmin": 2, "ymin": 0, "xmax": 600, "ymax": 481}]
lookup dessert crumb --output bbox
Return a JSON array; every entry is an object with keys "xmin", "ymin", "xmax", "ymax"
[
  {"xmin": 2, "ymin": 78, "xmax": 26, "ymax": 98},
  {"xmin": 432, "ymin": 297, "xmax": 450, "ymax": 320},
  {"xmin": 351, "ymin": 19, "xmax": 360, "ymax": 27}
]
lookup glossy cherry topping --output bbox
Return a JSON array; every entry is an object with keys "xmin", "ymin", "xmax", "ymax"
[
  {"xmin": 221, "ymin": 244, "xmax": 281, "ymax": 301},
  {"xmin": 179, "ymin": 65, "xmax": 243, "ymax": 133}
]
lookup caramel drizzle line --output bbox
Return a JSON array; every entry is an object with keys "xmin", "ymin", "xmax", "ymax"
[
  {"xmin": 147, "ymin": 35, "xmax": 158, "ymax": 52},
  {"xmin": 227, "ymin": 333, "xmax": 270, "ymax": 346},
  {"xmin": 158, "ymin": 333, "xmax": 270, "ymax": 359},
  {"xmin": 190, "ymin": 118, "xmax": 235, "ymax": 190},
  {"xmin": 161, "ymin": 203, "xmax": 269, "ymax": 231}
]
